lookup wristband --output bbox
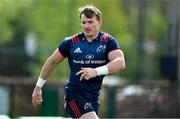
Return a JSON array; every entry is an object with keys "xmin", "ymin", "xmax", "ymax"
[
  {"xmin": 95, "ymin": 65, "xmax": 109, "ymax": 76},
  {"xmin": 36, "ymin": 77, "xmax": 46, "ymax": 88}
]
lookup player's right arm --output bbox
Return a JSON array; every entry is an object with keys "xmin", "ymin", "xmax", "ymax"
[
  {"xmin": 38, "ymin": 48, "xmax": 65, "ymax": 80},
  {"xmin": 32, "ymin": 48, "xmax": 65, "ymax": 107}
]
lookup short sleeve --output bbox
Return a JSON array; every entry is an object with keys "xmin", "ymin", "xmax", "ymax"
[
  {"xmin": 58, "ymin": 38, "xmax": 71, "ymax": 57},
  {"xmin": 106, "ymin": 36, "xmax": 120, "ymax": 53}
]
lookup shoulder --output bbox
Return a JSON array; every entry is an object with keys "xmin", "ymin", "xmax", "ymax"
[
  {"xmin": 64, "ymin": 32, "xmax": 83, "ymax": 43},
  {"xmin": 100, "ymin": 32, "xmax": 116, "ymax": 42},
  {"xmin": 100, "ymin": 32, "xmax": 120, "ymax": 49}
]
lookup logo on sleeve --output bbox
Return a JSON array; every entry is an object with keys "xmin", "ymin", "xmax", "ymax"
[{"xmin": 74, "ymin": 47, "xmax": 82, "ymax": 53}]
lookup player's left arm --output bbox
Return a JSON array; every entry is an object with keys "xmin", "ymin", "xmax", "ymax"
[
  {"xmin": 76, "ymin": 49, "xmax": 125, "ymax": 80},
  {"xmin": 106, "ymin": 49, "xmax": 125, "ymax": 74}
]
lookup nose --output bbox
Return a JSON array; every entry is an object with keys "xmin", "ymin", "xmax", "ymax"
[{"xmin": 84, "ymin": 23, "xmax": 90, "ymax": 29}]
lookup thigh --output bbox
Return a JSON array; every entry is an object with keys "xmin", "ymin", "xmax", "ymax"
[
  {"xmin": 64, "ymin": 95, "xmax": 99, "ymax": 118},
  {"xmin": 80, "ymin": 111, "xmax": 99, "ymax": 119}
]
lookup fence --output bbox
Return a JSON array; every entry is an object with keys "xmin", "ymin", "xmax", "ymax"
[{"xmin": 0, "ymin": 77, "xmax": 180, "ymax": 118}]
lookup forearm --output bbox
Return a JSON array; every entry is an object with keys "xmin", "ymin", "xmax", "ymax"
[
  {"xmin": 95, "ymin": 57, "xmax": 125, "ymax": 76},
  {"xmin": 35, "ymin": 49, "xmax": 64, "ymax": 88},
  {"xmin": 76, "ymin": 50, "xmax": 125, "ymax": 80},
  {"xmin": 95, "ymin": 49, "xmax": 125, "ymax": 76},
  {"xmin": 39, "ymin": 56, "xmax": 59, "ymax": 80}
]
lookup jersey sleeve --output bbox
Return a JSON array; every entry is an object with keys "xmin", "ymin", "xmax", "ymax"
[
  {"xmin": 106, "ymin": 36, "xmax": 120, "ymax": 53},
  {"xmin": 58, "ymin": 38, "xmax": 71, "ymax": 57}
]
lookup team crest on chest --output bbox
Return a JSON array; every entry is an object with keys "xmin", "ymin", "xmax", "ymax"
[{"xmin": 97, "ymin": 45, "xmax": 106, "ymax": 53}]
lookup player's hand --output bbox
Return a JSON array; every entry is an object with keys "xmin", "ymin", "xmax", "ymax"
[
  {"xmin": 76, "ymin": 67, "xmax": 97, "ymax": 81},
  {"xmin": 32, "ymin": 86, "xmax": 43, "ymax": 107}
]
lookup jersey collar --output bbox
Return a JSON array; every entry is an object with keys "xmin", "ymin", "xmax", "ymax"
[{"xmin": 82, "ymin": 32, "xmax": 102, "ymax": 42}]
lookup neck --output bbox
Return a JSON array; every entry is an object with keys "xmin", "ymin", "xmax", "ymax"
[{"xmin": 85, "ymin": 32, "xmax": 99, "ymax": 42}]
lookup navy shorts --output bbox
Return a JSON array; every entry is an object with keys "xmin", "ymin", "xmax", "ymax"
[{"xmin": 64, "ymin": 94, "xmax": 100, "ymax": 118}]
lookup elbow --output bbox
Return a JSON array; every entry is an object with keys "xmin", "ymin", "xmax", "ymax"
[
  {"xmin": 121, "ymin": 63, "xmax": 126, "ymax": 70},
  {"xmin": 118, "ymin": 59, "xmax": 126, "ymax": 71},
  {"xmin": 119, "ymin": 62, "xmax": 125, "ymax": 71},
  {"xmin": 108, "ymin": 57, "xmax": 125, "ymax": 74}
]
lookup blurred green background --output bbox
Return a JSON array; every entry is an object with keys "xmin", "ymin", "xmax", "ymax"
[
  {"xmin": 0, "ymin": 0, "xmax": 169, "ymax": 79},
  {"xmin": 0, "ymin": 0, "xmax": 179, "ymax": 118}
]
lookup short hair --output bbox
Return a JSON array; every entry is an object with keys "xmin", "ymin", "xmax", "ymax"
[{"xmin": 79, "ymin": 5, "xmax": 101, "ymax": 20}]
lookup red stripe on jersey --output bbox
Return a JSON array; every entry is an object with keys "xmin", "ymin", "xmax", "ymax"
[
  {"xmin": 72, "ymin": 37, "xmax": 76, "ymax": 43},
  {"xmin": 76, "ymin": 36, "xmax": 80, "ymax": 42},
  {"xmin": 102, "ymin": 35, "xmax": 106, "ymax": 42},
  {"xmin": 69, "ymin": 101, "xmax": 79, "ymax": 118},
  {"xmin": 74, "ymin": 36, "xmax": 78, "ymax": 43},
  {"xmin": 104, "ymin": 33, "xmax": 108, "ymax": 42},
  {"xmin": 100, "ymin": 33, "xmax": 109, "ymax": 42},
  {"xmin": 71, "ymin": 35, "xmax": 80, "ymax": 43},
  {"xmin": 100, "ymin": 35, "xmax": 105, "ymax": 41},
  {"xmin": 71, "ymin": 37, "xmax": 74, "ymax": 43},
  {"xmin": 69, "ymin": 100, "xmax": 81, "ymax": 118},
  {"xmin": 72, "ymin": 100, "xmax": 81, "ymax": 117},
  {"xmin": 74, "ymin": 37, "xmax": 77, "ymax": 43}
]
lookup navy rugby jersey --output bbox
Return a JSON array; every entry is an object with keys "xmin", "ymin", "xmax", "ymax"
[{"xmin": 58, "ymin": 32, "xmax": 120, "ymax": 100}]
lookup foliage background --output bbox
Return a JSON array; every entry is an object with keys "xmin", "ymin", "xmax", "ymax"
[{"xmin": 0, "ymin": 0, "xmax": 168, "ymax": 81}]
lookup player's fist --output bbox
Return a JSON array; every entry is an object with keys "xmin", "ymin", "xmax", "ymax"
[{"xmin": 32, "ymin": 86, "xmax": 43, "ymax": 107}]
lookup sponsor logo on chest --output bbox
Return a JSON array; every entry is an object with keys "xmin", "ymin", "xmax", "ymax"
[{"xmin": 74, "ymin": 47, "xmax": 82, "ymax": 53}]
